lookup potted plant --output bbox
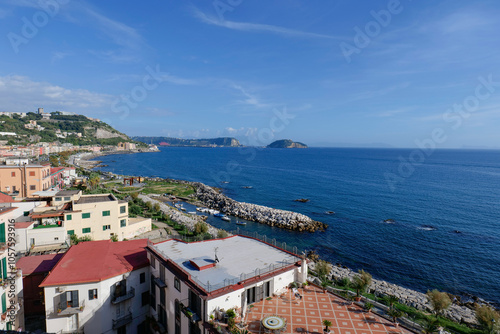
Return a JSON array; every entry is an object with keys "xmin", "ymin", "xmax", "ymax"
[
  {"xmin": 387, "ymin": 309, "xmax": 404, "ymax": 326},
  {"xmin": 323, "ymin": 319, "xmax": 332, "ymax": 334},
  {"xmin": 57, "ymin": 308, "xmax": 62, "ymax": 313},
  {"xmin": 351, "ymin": 270, "xmax": 372, "ymax": 301},
  {"xmin": 302, "ymin": 281, "xmax": 309, "ymax": 291},
  {"xmin": 209, "ymin": 314, "xmax": 215, "ymax": 324},
  {"xmin": 364, "ymin": 302, "xmax": 374, "ymax": 313}
]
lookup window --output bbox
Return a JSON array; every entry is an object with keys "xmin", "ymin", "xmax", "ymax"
[
  {"xmin": 82, "ymin": 227, "xmax": 91, "ymax": 234},
  {"xmin": 140, "ymin": 272, "xmax": 145, "ymax": 284},
  {"xmin": 102, "ymin": 210, "xmax": 110, "ymax": 217},
  {"xmin": 120, "ymin": 206, "xmax": 126, "ymax": 214},
  {"xmin": 82, "ymin": 213, "xmax": 90, "ymax": 219},
  {"xmin": 151, "ymin": 256, "xmax": 156, "ymax": 269},
  {"xmin": 67, "ymin": 230, "xmax": 74, "ymax": 235},
  {"xmin": 159, "ymin": 305, "xmax": 167, "ymax": 328},
  {"xmin": 54, "ymin": 237, "xmax": 59, "ymax": 241},
  {"xmin": 160, "ymin": 287, "xmax": 165, "ymax": 306},
  {"xmin": 64, "ymin": 197, "xmax": 70, "ymax": 201},
  {"xmin": 61, "ymin": 290, "xmax": 79, "ymax": 308},
  {"xmin": 29, "ymin": 171, "xmax": 35, "ymax": 176},
  {"xmin": 23, "ymin": 211, "xmax": 29, "ymax": 216},
  {"xmin": 120, "ymin": 219, "xmax": 126, "ymax": 227},
  {"xmin": 66, "ymin": 214, "xmax": 72, "ymax": 221},
  {"xmin": 150, "ymin": 292, "xmax": 156, "ymax": 311},
  {"xmin": 55, "ymin": 197, "xmax": 62, "ymax": 201},
  {"xmin": 141, "ymin": 291, "xmax": 149, "ymax": 307},
  {"xmin": 88, "ymin": 289, "xmax": 97, "ymax": 300},
  {"xmin": 174, "ymin": 277, "xmax": 181, "ymax": 292},
  {"xmin": 30, "ymin": 185, "xmax": 36, "ymax": 190},
  {"xmin": 102, "ymin": 225, "xmax": 111, "ymax": 231},
  {"xmin": 11, "ymin": 172, "xmax": 15, "ymax": 177}
]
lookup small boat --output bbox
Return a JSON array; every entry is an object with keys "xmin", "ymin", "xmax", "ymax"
[
  {"xmin": 221, "ymin": 216, "xmax": 230, "ymax": 221},
  {"xmin": 242, "ymin": 186, "xmax": 253, "ymax": 189},
  {"xmin": 235, "ymin": 221, "xmax": 246, "ymax": 226},
  {"xmin": 208, "ymin": 209, "xmax": 220, "ymax": 215},
  {"xmin": 214, "ymin": 213, "xmax": 224, "ymax": 218},
  {"xmin": 180, "ymin": 207, "xmax": 186, "ymax": 211},
  {"xmin": 188, "ymin": 211, "xmax": 197, "ymax": 215}
]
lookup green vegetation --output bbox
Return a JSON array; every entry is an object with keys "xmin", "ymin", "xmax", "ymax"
[
  {"xmin": 133, "ymin": 136, "xmax": 240, "ymax": 147},
  {"xmin": 352, "ymin": 269, "xmax": 372, "ymax": 297},
  {"xmin": 70, "ymin": 234, "xmax": 92, "ymax": 245},
  {"xmin": 0, "ymin": 112, "xmax": 145, "ymax": 146},
  {"xmin": 267, "ymin": 139, "xmax": 308, "ymax": 148},
  {"xmin": 426, "ymin": 289, "xmax": 452, "ymax": 317},
  {"xmin": 475, "ymin": 305, "xmax": 499, "ymax": 334},
  {"xmin": 141, "ymin": 180, "xmax": 195, "ymax": 197}
]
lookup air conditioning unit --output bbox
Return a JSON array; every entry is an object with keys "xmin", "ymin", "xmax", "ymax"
[{"xmin": 56, "ymin": 287, "xmax": 66, "ymax": 293}]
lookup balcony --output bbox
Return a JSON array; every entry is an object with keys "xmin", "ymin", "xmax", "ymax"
[
  {"xmin": 154, "ymin": 276, "xmax": 167, "ymax": 289},
  {"xmin": 112, "ymin": 286, "xmax": 135, "ymax": 304},
  {"xmin": 112, "ymin": 312, "xmax": 133, "ymax": 329},
  {"xmin": 56, "ymin": 300, "xmax": 85, "ymax": 316}
]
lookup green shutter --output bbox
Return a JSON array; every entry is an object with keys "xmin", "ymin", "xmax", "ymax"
[
  {"xmin": 66, "ymin": 214, "xmax": 72, "ymax": 221},
  {"xmin": 0, "ymin": 223, "xmax": 5, "ymax": 243},
  {"xmin": 102, "ymin": 210, "xmax": 110, "ymax": 217},
  {"xmin": 2, "ymin": 258, "xmax": 6, "ymax": 279},
  {"xmin": 1, "ymin": 293, "xmax": 6, "ymax": 313},
  {"xmin": 67, "ymin": 230, "xmax": 74, "ymax": 235},
  {"xmin": 82, "ymin": 213, "xmax": 90, "ymax": 219}
]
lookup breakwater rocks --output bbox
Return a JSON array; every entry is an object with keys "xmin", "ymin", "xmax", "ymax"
[
  {"xmin": 194, "ymin": 183, "xmax": 327, "ymax": 232},
  {"xmin": 315, "ymin": 263, "xmax": 478, "ymax": 325}
]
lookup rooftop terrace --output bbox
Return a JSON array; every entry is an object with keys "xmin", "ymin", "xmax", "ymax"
[
  {"xmin": 151, "ymin": 236, "xmax": 300, "ymax": 292},
  {"xmin": 244, "ymin": 285, "xmax": 412, "ymax": 334},
  {"xmin": 75, "ymin": 194, "xmax": 115, "ymax": 204}
]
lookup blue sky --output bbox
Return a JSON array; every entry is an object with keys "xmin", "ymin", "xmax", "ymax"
[{"xmin": 1, "ymin": 0, "xmax": 500, "ymax": 148}]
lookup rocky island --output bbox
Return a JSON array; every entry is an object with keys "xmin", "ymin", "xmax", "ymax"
[
  {"xmin": 133, "ymin": 136, "xmax": 240, "ymax": 147},
  {"xmin": 267, "ymin": 139, "xmax": 308, "ymax": 148}
]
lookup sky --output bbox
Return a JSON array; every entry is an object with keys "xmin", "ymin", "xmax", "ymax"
[{"xmin": 1, "ymin": 0, "xmax": 500, "ymax": 148}]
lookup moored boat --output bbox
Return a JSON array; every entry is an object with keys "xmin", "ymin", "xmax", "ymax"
[
  {"xmin": 235, "ymin": 221, "xmax": 246, "ymax": 225},
  {"xmin": 221, "ymin": 216, "xmax": 230, "ymax": 221}
]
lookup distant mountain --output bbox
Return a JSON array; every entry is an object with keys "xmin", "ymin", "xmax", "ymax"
[
  {"xmin": 133, "ymin": 136, "xmax": 241, "ymax": 147},
  {"xmin": 0, "ymin": 111, "xmax": 141, "ymax": 146},
  {"xmin": 267, "ymin": 139, "xmax": 308, "ymax": 148}
]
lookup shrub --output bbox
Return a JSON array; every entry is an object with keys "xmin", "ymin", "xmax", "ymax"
[{"xmin": 426, "ymin": 290, "xmax": 451, "ymax": 317}]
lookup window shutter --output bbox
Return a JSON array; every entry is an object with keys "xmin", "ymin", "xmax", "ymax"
[
  {"xmin": 2, "ymin": 258, "xmax": 6, "ymax": 279},
  {"xmin": 60, "ymin": 291, "xmax": 67, "ymax": 308},
  {"xmin": 72, "ymin": 290, "xmax": 79, "ymax": 307},
  {"xmin": 0, "ymin": 223, "xmax": 5, "ymax": 243},
  {"xmin": 1, "ymin": 293, "xmax": 6, "ymax": 313}
]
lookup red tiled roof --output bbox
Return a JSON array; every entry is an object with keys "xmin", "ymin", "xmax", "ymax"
[
  {"xmin": 40, "ymin": 239, "xmax": 149, "ymax": 287},
  {"xmin": 0, "ymin": 192, "xmax": 14, "ymax": 203},
  {"xmin": 15, "ymin": 221, "xmax": 34, "ymax": 229},
  {"xmin": 17, "ymin": 253, "xmax": 64, "ymax": 275}
]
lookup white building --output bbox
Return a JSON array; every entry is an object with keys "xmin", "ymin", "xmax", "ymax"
[
  {"xmin": 41, "ymin": 239, "xmax": 150, "ymax": 334},
  {"xmin": 146, "ymin": 235, "xmax": 307, "ymax": 334}
]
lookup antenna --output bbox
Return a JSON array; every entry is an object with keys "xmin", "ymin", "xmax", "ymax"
[{"xmin": 214, "ymin": 247, "xmax": 219, "ymax": 263}]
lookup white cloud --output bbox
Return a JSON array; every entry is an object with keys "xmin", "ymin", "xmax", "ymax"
[
  {"xmin": 193, "ymin": 7, "xmax": 339, "ymax": 40},
  {"xmin": 0, "ymin": 75, "xmax": 114, "ymax": 113},
  {"xmin": 231, "ymin": 84, "xmax": 272, "ymax": 108}
]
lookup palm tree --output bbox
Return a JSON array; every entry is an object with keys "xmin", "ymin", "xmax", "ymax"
[
  {"xmin": 322, "ymin": 320, "xmax": 332, "ymax": 333},
  {"xmin": 384, "ymin": 295, "xmax": 399, "ymax": 309},
  {"xmin": 320, "ymin": 277, "xmax": 329, "ymax": 293},
  {"xmin": 352, "ymin": 270, "xmax": 372, "ymax": 298},
  {"xmin": 421, "ymin": 319, "xmax": 439, "ymax": 334},
  {"xmin": 387, "ymin": 309, "xmax": 404, "ymax": 325}
]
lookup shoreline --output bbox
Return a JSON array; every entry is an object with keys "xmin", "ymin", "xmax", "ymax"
[{"xmin": 75, "ymin": 149, "xmax": 498, "ymax": 316}]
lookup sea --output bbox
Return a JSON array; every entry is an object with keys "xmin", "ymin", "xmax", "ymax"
[{"xmin": 94, "ymin": 147, "xmax": 500, "ymax": 304}]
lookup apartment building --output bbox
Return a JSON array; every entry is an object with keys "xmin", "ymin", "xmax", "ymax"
[
  {"xmin": 30, "ymin": 190, "xmax": 151, "ymax": 242},
  {"xmin": 0, "ymin": 163, "xmax": 51, "ymax": 197},
  {"xmin": 146, "ymin": 236, "xmax": 307, "ymax": 334},
  {"xmin": 41, "ymin": 239, "xmax": 150, "ymax": 334}
]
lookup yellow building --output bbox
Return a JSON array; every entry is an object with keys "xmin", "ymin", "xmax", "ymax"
[
  {"xmin": 0, "ymin": 164, "xmax": 51, "ymax": 197},
  {"xmin": 31, "ymin": 190, "xmax": 151, "ymax": 242}
]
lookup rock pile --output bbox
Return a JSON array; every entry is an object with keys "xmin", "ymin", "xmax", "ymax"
[
  {"xmin": 194, "ymin": 183, "xmax": 327, "ymax": 232},
  {"xmin": 313, "ymin": 263, "xmax": 477, "ymax": 325}
]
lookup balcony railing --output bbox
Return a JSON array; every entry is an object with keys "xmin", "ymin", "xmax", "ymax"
[
  {"xmin": 112, "ymin": 286, "xmax": 135, "ymax": 304},
  {"xmin": 56, "ymin": 300, "xmax": 85, "ymax": 316},
  {"xmin": 112, "ymin": 312, "xmax": 133, "ymax": 329},
  {"xmin": 154, "ymin": 276, "xmax": 167, "ymax": 289}
]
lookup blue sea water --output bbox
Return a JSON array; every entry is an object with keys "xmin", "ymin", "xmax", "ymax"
[{"xmin": 95, "ymin": 147, "xmax": 500, "ymax": 303}]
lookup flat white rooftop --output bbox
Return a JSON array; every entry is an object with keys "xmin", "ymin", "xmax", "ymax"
[{"xmin": 152, "ymin": 236, "xmax": 300, "ymax": 292}]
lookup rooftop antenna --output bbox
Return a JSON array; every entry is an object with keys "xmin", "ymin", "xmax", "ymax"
[{"xmin": 214, "ymin": 247, "xmax": 219, "ymax": 263}]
